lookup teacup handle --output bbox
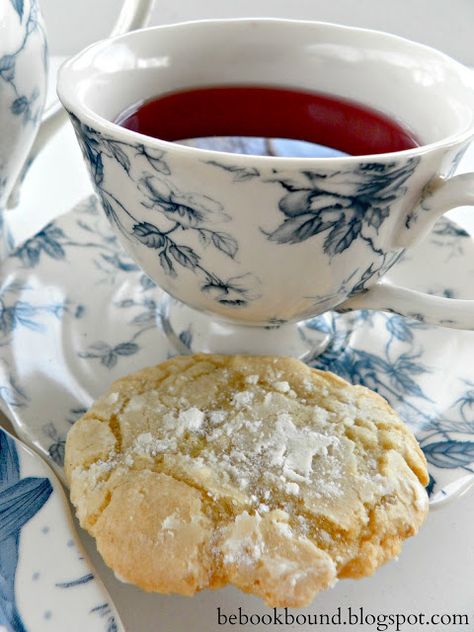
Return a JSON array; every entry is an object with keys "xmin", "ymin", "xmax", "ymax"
[
  {"xmin": 339, "ymin": 172, "xmax": 474, "ymax": 329},
  {"xmin": 7, "ymin": 0, "xmax": 154, "ymax": 209}
]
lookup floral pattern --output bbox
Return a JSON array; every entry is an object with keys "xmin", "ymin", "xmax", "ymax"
[
  {"xmin": 0, "ymin": 0, "xmax": 48, "ymax": 259},
  {"xmin": 309, "ymin": 310, "xmax": 474, "ymax": 490},
  {"xmin": 0, "ymin": 430, "xmax": 52, "ymax": 632},
  {"xmin": 0, "ymin": 427, "xmax": 121, "ymax": 631},
  {"xmin": 0, "ymin": 197, "xmax": 472, "ymax": 503},
  {"xmin": 209, "ymin": 157, "xmax": 419, "ymax": 256},
  {"xmin": 204, "ymin": 155, "xmax": 421, "ymax": 312},
  {"xmin": 0, "ymin": 0, "xmax": 45, "ymax": 127},
  {"xmin": 266, "ymin": 162, "xmax": 412, "ymax": 252},
  {"xmin": 70, "ymin": 115, "xmax": 260, "ymax": 307}
]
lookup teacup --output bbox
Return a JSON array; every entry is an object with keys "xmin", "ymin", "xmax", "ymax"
[
  {"xmin": 0, "ymin": 0, "xmax": 153, "ymax": 258},
  {"xmin": 58, "ymin": 19, "xmax": 474, "ymax": 355}
]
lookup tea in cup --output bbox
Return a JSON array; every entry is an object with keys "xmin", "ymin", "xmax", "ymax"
[{"xmin": 58, "ymin": 19, "xmax": 474, "ymax": 354}]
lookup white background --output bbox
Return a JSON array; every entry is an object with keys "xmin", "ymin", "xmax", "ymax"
[
  {"xmin": 42, "ymin": 0, "xmax": 474, "ymax": 64},
  {"xmin": 2, "ymin": 1, "xmax": 474, "ymax": 631}
]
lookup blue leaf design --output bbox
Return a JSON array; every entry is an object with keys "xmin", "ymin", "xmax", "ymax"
[
  {"xmin": 386, "ymin": 316, "xmax": 413, "ymax": 343},
  {"xmin": 91, "ymin": 152, "xmax": 104, "ymax": 186},
  {"xmin": 113, "ymin": 342, "xmax": 139, "ymax": 356},
  {"xmin": 159, "ymin": 250, "xmax": 175, "ymax": 276},
  {"xmin": 231, "ymin": 167, "xmax": 260, "ymax": 182},
  {"xmin": 0, "ymin": 433, "xmax": 19, "ymax": 485},
  {"xmin": 0, "ymin": 54, "xmax": 15, "ymax": 81},
  {"xmin": 100, "ymin": 253, "xmax": 139, "ymax": 272},
  {"xmin": 39, "ymin": 237, "xmax": 65, "ymax": 260},
  {"xmin": 107, "ymin": 142, "xmax": 130, "ymax": 172},
  {"xmin": 11, "ymin": 96, "xmax": 28, "ymax": 115},
  {"xmin": 48, "ymin": 440, "xmax": 65, "ymax": 466},
  {"xmin": 0, "ymin": 432, "xmax": 53, "ymax": 632},
  {"xmin": 456, "ymin": 389, "xmax": 474, "ymax": 421},
  {"xmin": 0, "ymin": 55, "xmax": 15, "ymax": 72},
  {"xmin": 137, "ymin": 145, "xmax": 171, "ymax": 175},
  {"xmin": 90, "ymin": 604, "xmax": 119, "ymax": 632},
  {"xmin": 324, "ymin": 217, "xmax": 362, "ymax": 256},
  {"xmin": 0, "ymin": 477, "xmax": 53, "ymax": 540},
  {"xmin": 389, "ymin": 369, "xmax": 425, "ymax": 398},
  {"xmin": 426, "ymin": 473, "xmax": 436, "ymax": 496},
  {"xmin": 131, "ymin": 310, "xmax": 155, "ymax": 326},
  {"xmin": 422, "ymin": 440, "xmax": 474, "ymax": 469},
  {"xmin": 210, "ymin": 231, "xmax": 238, "ymax": 258},
  {"xmin": 206, "ymin": 160, "xmax": 260, "ymax": 181},
  {"xmin": 14, "ymin": 224, "xmax": 66, "ymax": 267},
  {"xmin": 56, "ymin": 573, "xmax": 94, "ymax": 588},
  {"xmin": 179, "ymin": 328, "xmax": 193, "ymax": 348},
  {"xmin": 10, "ymin": 0, "xmax": 24, "ymax": 20},
  {"xmin": 102, "ymin": 353, "xmax": 117, "ymax": 369},
  {"xmin": 278, "ymin": 190, "xmax": 314, "ymax": 216},
  {"xmin": 133, "ymin": 223, "xmax": 165, "ymax": 249},
  {"xmin": 432, "ymin": 222, "xmax": 469, "ymax": 238},
  {"xmin": 140, "ymin": 274, "xmax": 156, "ymax": 290},
  {"xmin": 169, "ymin": 244, "xmax": 200, "ymax": 269},
  {"xmin": 366, "ymin": 206, "xmax": 390, "ymax": 230},
  {"xmin": 0, "ymin": 308, "xmax": 16, "ymax": 336},
  {"xmin": 267, "ymin": 214, "xmax": 335, "ymax": 244}
]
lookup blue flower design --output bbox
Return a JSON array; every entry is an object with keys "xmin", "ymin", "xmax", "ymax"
[
  {"xmin": 264, "ymin": 159, "xmax": 420, "ymax": 255},
  {"xmin": 69, "ymin": 114, "xmax": 260, "ymax": 306}
]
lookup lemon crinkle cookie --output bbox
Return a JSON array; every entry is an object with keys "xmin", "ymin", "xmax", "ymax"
[{"xmin": 65, "ymin": 354, "xmax": 429, "ymax": 607}]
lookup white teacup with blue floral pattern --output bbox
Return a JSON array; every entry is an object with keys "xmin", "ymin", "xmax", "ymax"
[{"xmin": 58, "ymin": 19, "xmax": 474, "ymax": 354}]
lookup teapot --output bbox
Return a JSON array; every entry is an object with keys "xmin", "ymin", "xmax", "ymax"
[{"xmin": 0, "ymin": 0, "xmax": 153, "ymax": 256}]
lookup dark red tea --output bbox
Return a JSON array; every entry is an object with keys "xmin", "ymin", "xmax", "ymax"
[{"xmin": 117, "ymin": 86, "xmax": 419, "ymax": 156}]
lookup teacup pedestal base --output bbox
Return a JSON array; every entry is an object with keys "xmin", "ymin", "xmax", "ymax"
[{"xmin": 160, "ymin": 298, "xmax": 331, "ymax": 359}]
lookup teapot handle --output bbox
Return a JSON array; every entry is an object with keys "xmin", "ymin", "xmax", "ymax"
[{"xmin": 7, "ymin": 0, "xmax": 154, "ymax": 209}]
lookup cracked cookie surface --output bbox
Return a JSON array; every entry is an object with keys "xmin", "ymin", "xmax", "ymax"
[{"xmin": 65, "ymin": 354, "xmax": 429, "ymax": 607}]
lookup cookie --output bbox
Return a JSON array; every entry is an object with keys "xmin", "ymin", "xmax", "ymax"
[{"xmin": 65, "ymin": 354, "xmax": 429, "ymax": 607}]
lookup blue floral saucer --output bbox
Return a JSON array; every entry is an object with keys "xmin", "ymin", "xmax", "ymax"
[
  {"xmin": 0, "ymin": 425, "xmax": 123, "ymax": 631},
  {"xmin": 0, "ymin": 196, "xmax": 473, "ymax": 505}
]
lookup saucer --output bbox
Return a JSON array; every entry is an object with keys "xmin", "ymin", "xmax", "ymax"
[
  {"xmin": 0, "ymin": 195, "xmax": 473, "ymax": 504},
  {"xmin": 0, "ymin": 425, "xmax": 123, "ymax": 631}
]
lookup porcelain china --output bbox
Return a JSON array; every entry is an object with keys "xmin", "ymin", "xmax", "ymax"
[
  {"xmin": 0, "ymin": 0, "xmax": 153, "ymax": 258},
  {"xmin": 0, "ymin": 196, "xmax": 472, "ymax": 506},
  {"xmin": 0, "ymin": 425, "xmax": 123, "ymax": 631},
  {"xmin": 57, "ymin": 19, "xmax": 474, "ymax": 353},
  {"xmin": 0, "ymin": 0, "xmax": 47, "ymax": 253}
]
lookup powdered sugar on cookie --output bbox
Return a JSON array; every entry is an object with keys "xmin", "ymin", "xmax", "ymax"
[{"xmin": 65, "ymin": 354, "xmax": 429, "ymax": 608}]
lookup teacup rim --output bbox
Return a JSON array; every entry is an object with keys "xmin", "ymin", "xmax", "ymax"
[{"xmin": 58, "ymin": 17, "xmax": 474, "ymax": 165}]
